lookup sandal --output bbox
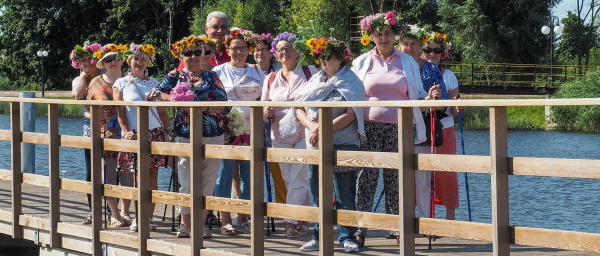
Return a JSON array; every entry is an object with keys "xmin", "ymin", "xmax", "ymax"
[
  {"xmin": 109, "ymin": 216, "xmax": 125, "ymax": 228},
  {"xmin": 177, "ymin": 225, "xmax": 190, "ymax": 238},
  {"xmin": 285, "ymin": 223, "xmax": 299, "ymax": 238},
  {"xmin": 220, "ymin": 223, "xmax": 236, "ymax": 236},
  {"xmin": 203, "ymin": 227, "xmax": 212, "ymax": 239},
  {"xmin": 81, "ymin": 214, "xmax": 92, "ymax": 225},
  {"xmin": 237, "ymin": 221, "xmax": 251, "ymax": 234},
  {"xmin": 297, "ymin": 224, "xmax": 308, "ymax": 235},
  {"xmin": 120, "ymin": 215, "xmax": 133, "ymax": 226}
]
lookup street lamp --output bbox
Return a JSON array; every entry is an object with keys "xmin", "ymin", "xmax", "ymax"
[
  {"xmin": 541, "ymin": 16, "xmax": 562, "ymax": 85},
  {"xmin": 36, "ymin": 49, "xmax": 48, "ymax": 97}
]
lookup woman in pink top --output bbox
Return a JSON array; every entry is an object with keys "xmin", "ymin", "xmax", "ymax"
[
  {"xmin": 352, "ymin": 12, "xmax": 441, "ymax": 247},
  {"xmin": 262, "ymin": 32, "xmax": 317, "ymax": 238}
]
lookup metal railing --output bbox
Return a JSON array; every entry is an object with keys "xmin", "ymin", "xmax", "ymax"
[{"xmin": 0, "ymin": 97, "xmax": 599, "ymax": 256}]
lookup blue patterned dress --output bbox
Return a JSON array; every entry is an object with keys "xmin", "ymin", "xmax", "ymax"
[
  {"xmin": 420, "ymin": 61, "xmax": 450, "ymax": 100},
  {"xmin": 151, "ymin": 69, "xmax": 230, "ymax": 138}
]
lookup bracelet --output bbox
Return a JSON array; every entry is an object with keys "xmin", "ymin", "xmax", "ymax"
[{"xmin": 166, "ymin": 127, "xmax": 173, "ymax": 131}]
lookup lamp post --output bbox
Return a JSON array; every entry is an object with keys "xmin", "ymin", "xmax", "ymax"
[
  {"xmin": 541, "ymin": 16, "xmax": 563, "ymax": 85},
  {"xmin": 36, "ymin": 49, "xmax": 48, "ymax": 97}
]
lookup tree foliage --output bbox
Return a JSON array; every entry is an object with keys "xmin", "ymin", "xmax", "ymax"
[
  {"xmin": 552, "ymin": 70, "xmax": 600, "ymax": 132},
  {"xmin": 438, "ymin": 0, "xmax": 560, "ymax": 63}
]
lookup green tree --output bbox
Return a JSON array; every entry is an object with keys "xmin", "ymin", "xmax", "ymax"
[
  {"xmin": 190, "ymin": 0, "xmax": 239, "ymax": 35},
  {"xmin": 233, "ymin": 0, "xmax": 283, "ymax": 33},
  {"xmin": 556, "ymin": 12, "xmax": 592, "ymax": 66},
  {"xmin": 438, "ymin": 0, "xmax": 560, "ymax": 63}
]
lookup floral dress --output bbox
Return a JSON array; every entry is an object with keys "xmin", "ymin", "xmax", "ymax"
[{"xmin": 150, "ymin": 69, "xmax": 230, "ymax": 138}]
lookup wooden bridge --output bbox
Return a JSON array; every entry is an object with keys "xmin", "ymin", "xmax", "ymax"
[{"xmin": 0, "ymin": 97, "xmax": 599, "ymax": 256}]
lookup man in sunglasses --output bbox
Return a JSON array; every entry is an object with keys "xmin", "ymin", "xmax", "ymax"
[{"xmin": 177, "ymin": 11, "xmax": 230, "ymax": 71}]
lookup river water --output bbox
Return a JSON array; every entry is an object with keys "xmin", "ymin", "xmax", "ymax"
[{"xmin": 0, "ymin": 115, "xmax": 598, "ymax": 234}]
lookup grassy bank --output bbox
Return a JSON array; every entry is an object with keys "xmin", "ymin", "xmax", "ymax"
[
  {"xmin": 0, "ymin": 97, "xmax": 83, "ymax": 117},
  {"xmin": 459, "ymin": 94, "xmax": 546, "ymax": 130}
]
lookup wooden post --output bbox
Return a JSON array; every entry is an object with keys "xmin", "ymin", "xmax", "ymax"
[
  {"xmin": 137, "ymin": 106, "xmax": 150, "ymax": 255},
  {"xmin": 48, "ymin": 104, "xmax": 60, "ymax": 248},
  {"xmin": 90, "ymin": 105, "xmax": 103, "ymax": 255},
  {"xmin": 10, "ymin": 102, "xmax": 22, "ymax": 239},
  {"xmin": 190, "ymin": 107, "xmax": 204, "ymax": 256},
  {"xmin": 490, "ymin": 107, "xmax": 510, "ymax": 256},
  {"xmin": 318, "ymin": 107, "xmax": 333, "ymax": 256},
  {"xmin": 398, "ymin": 107, "xmax": 415, "ymax": 256},
  {"xmin": 249, "ymin": 107, "xmax": 265, "ymax": 255}
]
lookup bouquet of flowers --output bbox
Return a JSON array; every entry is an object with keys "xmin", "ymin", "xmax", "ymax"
[
  {"xmin": 224, "ymin": 108, "xmax": 249, "ymax": 146},
  {"xmin": 170, "ymin": 82, "xmax": 196, "ymax": 102}
]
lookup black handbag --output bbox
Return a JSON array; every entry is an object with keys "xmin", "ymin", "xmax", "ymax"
[{"xmin": 422, "ymin": 108, "xmax": 448, "ymax": 147}]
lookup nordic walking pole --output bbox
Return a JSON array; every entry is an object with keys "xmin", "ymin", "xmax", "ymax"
[
  {"xmin": 458, "ymin": 112, "xmax": 473, "ymax": 222},
  {"xmin": 102, "ymin": 121, "xmax": 108, "ymax": 230},
  {"xmin": 428, "ymin": 100, "xmax": 438, "ymax": 250},
  {"xmin": 162, "ymin": 163, "xmax": 173, "ymax": 222},
  {"xmin": 373, "ymin": 189, "xmax": 385, "ymax": 212},
  {"xmin": 263, "ymin": 118, "xmax": 274, "ymax": 236}
]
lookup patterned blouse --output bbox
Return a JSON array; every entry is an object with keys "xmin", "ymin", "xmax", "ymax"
[
  {"xmin": 151, "ymin": 69, "xmax": 231, "ymax": 138},
  {"xmin": 420, "ymin": 61, "xmax": 450, "ymax": 100}
]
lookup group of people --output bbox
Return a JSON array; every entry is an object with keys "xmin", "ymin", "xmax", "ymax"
[{"xmin": 69, "ymin": 10, "xmax": 462, "ymax": 253}]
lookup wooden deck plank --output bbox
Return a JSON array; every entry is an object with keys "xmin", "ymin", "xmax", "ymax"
[{"xmin": 0, "ymin": 181, "xmax": 596, "ymax": 255}]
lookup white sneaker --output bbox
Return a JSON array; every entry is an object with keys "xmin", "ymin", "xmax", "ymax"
[
  {"xmin": 343, "ymin": 241, "xmax": 359, "ymax": 253},
  {"xmin": 300, "ymin": 239, "xmax": 319, "ymax": 252},
  {"xmin": 130, "ymin": 218, "xmax": 137, "ymax": 231}
]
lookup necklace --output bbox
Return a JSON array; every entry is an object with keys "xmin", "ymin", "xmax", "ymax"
[{"xmin": 101, "ymin": 72, "xmax": 122, "ymax": 85}]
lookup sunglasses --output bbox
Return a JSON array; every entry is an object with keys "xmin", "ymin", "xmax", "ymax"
[
  {"xmin": 276, "ymin": 46, "xmax": 294, "ymax": 53},
  {"xmin": 103, "ymin": 56, "xmax": 117, "ymax": 63},
  {"xmin": 182, "ymin": 50, "xmax": 212, "ymax": 57},
  {"xmin": 423, "ymin": 47, "xmax": 444, "ymax": 54}
]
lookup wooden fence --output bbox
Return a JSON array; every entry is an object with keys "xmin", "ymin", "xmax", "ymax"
[{"xmin": 0, "ymin": 97, "xmax": 599, "ymax": 256}]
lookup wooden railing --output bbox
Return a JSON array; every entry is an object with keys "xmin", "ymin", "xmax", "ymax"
[{"xmin": 0, "ymin": 97, "xmax": 600, "ymax": 256}]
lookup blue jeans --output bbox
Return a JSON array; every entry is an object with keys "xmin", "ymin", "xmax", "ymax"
[
  {"xmin": 214, "ymin": 159, "xmax": 251, "ymax": 200},
  {"xmin": 308, "ymin": 144, "xmax": 359, "ymax": 246}
]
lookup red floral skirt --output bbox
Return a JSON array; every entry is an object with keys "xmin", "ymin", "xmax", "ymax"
[{"xmin": 116, "ymin": 128, "xmax": 166, "ymax": 173}]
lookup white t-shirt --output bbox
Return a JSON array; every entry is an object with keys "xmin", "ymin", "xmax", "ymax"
[
  {"xmin": 213, "ymin": 63, "xmax": 265, "ymax": 126},
  {"xmin": 441, "ymin": 69, "xmax": 459, "ymax": 128},
  {"xmin": 113, "ymin": 76, "xmax": 162, "ymax": 131}
]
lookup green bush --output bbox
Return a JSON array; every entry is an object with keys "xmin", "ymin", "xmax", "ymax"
[{"xmin": 551, "ymin": 70, "xmax": 600, "ymax": 132}]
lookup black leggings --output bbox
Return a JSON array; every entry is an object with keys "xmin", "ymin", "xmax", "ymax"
[{"xmin": 84, "ymin": 149, "xmax": 92, "ymax": 211}]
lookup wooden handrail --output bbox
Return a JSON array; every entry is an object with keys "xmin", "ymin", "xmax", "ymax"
[{"xmin": 0, "ymin": 98, "xmax": 599, "ymax": 255}]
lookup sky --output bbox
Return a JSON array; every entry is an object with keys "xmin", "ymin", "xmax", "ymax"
[{"xmin": 553, "ymin": 0, "xmax": 590, "ymax": 23}]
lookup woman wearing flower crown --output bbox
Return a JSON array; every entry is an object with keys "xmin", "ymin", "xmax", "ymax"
[
  {"xmin": 261, "ymin": 31, "xmax": 317, "ymax": 238},
  {"xmin": 352, "ymin": 12, "xmax": 441, "ymax": 246},
  {"xmin": 294, "ymin": 36, "xmax": 365, "ymax": 253},
  {"xmin": 149, "ymin": 35, "xmax": 230, "ymax": 239},
  {"xmin": 113, "ymin": 43, "xmax": 170, "ymax": 231},
  {"xmin": 253, "ymin": 33, "xmax": 281, "ymax": 75},
  {"xmin": 69, "ymin": 42, "xmax": 104, "ymax": 225},
  {"xmin": 82, "ymin": 43, "xmax": 132, "ymax": 227},
  {"xmin": 420, "ymin": 31, "xmax": 462, "ymax": 221},
  {"xmin": 212, "ymin": 27, "xmax": 263, "ymax": 235}
]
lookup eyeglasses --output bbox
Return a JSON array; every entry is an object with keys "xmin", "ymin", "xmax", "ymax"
[
  {"xmin": 423, "ymin": 47, "xmax": 443, "ymax": 54},
  {"xmin": 103, "ymin": 56, "xmax": 117, "ymax": 63},
  {"xmin": 255, "ymin": 48, "xmax": 270, "ymax": 53},
  {"xmin": 276, "ymin": 46, "xmax": 294, "ymax": 53},
  {"xmin": 229, "ymin": 46, "xmax": 249, "ymax": 52},
  {"xmin": 182, "ymin": 50, "xmax": 204, "ymax": 57}
]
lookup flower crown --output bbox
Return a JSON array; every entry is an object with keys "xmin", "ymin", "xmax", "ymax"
[
  {"xmin": 69, "ymin": 42, "xmax": 102, "ymax": 69},
  {"xmin": 271, "ymin": 32, "xmax": 300, "ymax": 53},
  {"xmin": 226, "ymin": 27, "xmax": 257, "ymax": 51},
  {"xmin": 295, "ymin": 37, "xmax": 351, "ymax": 65},
  {"xmin": 253, "ymin": 33, "xmax": 274, "ymax": 46},
  {"xmin": 359, "ymin": 11, "xmax": 405, "ymax": 46},
  {"xmin": 118, "ymin": 43, "xmax": 157, "ymax": 67},
  {"xmin": 170, "ymin": 35, "xmax": 217, "ymax": 58},
  {"xmin": 92, "ymin": 44, "xmax": 128, "ymax": 61},
  {"xmin": 424, "ymin": 31, "xmax": 452, "ymax": 60},
  {"xmin": 403, "ymin": 24, "xmax": 430, "ymax": 44}
]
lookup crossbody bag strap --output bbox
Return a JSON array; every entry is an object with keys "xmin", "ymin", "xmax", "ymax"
[{"xmin": 130, "ymin": 79, "xmax": 164, "ymax": 128}]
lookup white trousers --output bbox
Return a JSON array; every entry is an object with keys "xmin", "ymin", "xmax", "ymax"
[
  {"xmin": 176, "ymin": 136, "xmax": 223, "ymax": 215},
  {"xmin": 415, "ymin": 145, "xmax": 432, "ymax": 218},
  {"xmin": 272, "ymin": 138, "xmax": 310, "ymax": 224}
]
